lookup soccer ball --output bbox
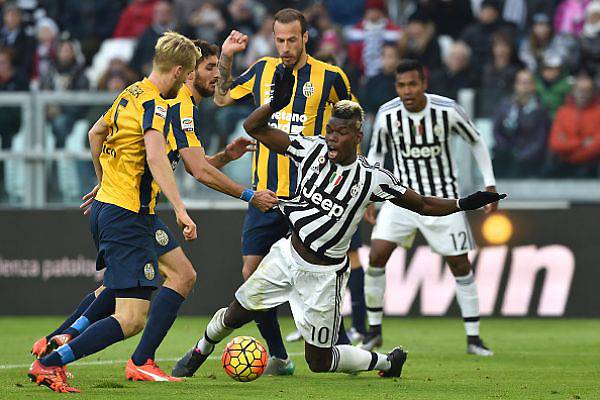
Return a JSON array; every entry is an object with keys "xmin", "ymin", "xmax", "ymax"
[{"xmin": 222, "ymin": 336, "xmax": 268, "ymax": 382}]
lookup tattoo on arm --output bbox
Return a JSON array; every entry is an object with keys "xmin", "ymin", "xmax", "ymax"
[{"xmin": 217, "ymin": 54, "xmax": 234, "ymax": 96}]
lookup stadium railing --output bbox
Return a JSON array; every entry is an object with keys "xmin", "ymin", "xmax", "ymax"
[{"xmin": 0, "ymin": 91, "xmax": 598, "ymax": 210}]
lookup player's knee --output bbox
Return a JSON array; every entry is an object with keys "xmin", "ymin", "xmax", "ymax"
[
  {"xmin": 241, "ymin": 263, "xmax": 258, "ymax": 280},
  {"xmin": 223, "ymin": 300, "xmax": 255, "ymax": 329},
  {"xmin": 304, "ymin": 348, "xmax": 332, "ymax": 373},
  {"xmin": 115, "ymin": 312, "xmax": 146, "ymax": 337},
  {"xmin": 448, "ymin": 258, "xmax": 471, "ymax": 276},
  {"xmin": 368, "ymin": 252, "xmax": 388, "ymax": 269}
]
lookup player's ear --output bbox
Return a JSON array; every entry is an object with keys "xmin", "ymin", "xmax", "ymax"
[
  {"xmin": 302, "ymin": 30, "xmax": 308, "ymax": 45},
  {"xmin": 354, "ymin": 129, "xmax": 363, "ymax": 145}
]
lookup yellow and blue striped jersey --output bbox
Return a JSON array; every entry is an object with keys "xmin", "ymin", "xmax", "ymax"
[
  {"xmin": 96, "ymin": 78, "xmax": 169, "ymax": 214},
  {"xmin": 165, "ymin": 84, "xmax": 203, "ymax": 170},
  {"xmin": 230, "ymin": 55, "xmax": 352, "ymax": 197}
]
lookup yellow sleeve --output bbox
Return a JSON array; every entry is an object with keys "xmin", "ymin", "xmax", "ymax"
[
  {"xmin": 329, "ymin": 67, "xmax": 352, "ymax": 103},
  {"xmin": 170, "ymin": 101, "xmax": 202, "ymax": 149},
  {"xmin": 230, "ymin": 60, "xmax": 260, "ymax": 100},
  {"xmin": 102, "ymin": 97, "xmax": 118, "ymax": 126},
  {"xmin": 141, "ymin": 97, "xmax": 168, "ymax": 134}
]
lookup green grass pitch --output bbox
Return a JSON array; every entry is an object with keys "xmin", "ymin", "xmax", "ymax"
[{"xmin": 1, "ymin": 317, "xmax": 598, "ymax": 399}]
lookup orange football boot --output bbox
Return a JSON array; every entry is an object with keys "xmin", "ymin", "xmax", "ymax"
[
  {"xmin": 31, "ymin": 337, "xmax": 51, "ymax": 358},
  {"xmin": 28, "ymin": 359, "xmax": 80, "ymax": 393},
  {"xmin": 125, "ymin": 359, "xmax": 183, "ymax": 382},
  {"xmin": 49, "ymin": 334, "xmax": 73, "ymax": 349}
]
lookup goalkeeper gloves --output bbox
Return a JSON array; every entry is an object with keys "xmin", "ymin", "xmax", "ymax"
[
  {"xmin": 269, "ymin": 66, "xmax": 295, "ymax": 112},
  {"xmin": 458, "ymin": 191, "xmax": 506, "ymax": 210}
]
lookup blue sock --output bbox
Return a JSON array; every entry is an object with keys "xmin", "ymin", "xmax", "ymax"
[
  {"xmin": 336, "ymin": 318, "xmax": 351, "ymax": 345},
  {"xmin": 131, "ymin": 287, "xmax": 185, "ymax": 366},
  {"xmin": 40, "ymin": 316, "xmax": 124, "ymax": 367},
  {"xmin": 255, "ymin": 308, "xmax": 288, "ymax": 359},
  {"xmin": 348, "ymin": 267, "xmax": 366, "ymax": 334},
  {"xmin": 63, "ymin": 289, "xmax": 116, "ymax": 338},
  {"xmin": 46, "ymin": 292, "xmax": 95, "ymax": 340}
]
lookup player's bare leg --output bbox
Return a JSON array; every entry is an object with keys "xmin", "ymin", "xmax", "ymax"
[
  {"xmin": 361, "ymin": 239, "xmax": 396, "ymax": 351},
  {"xmin": 127, "ymin": 247, "xmax": 196, "ymax": 381},
  {"xmin": 304, "ymin": 339, "xmax": 406, "ymax": 377},
  {"xmin": 172, "ymin": 299, "xmax": 257, "ymax": 377},
  {"xmin": 243, "ymin": 255, "xmax": 294, "ymax": 375},
  {"xmin": 446, "ymin": 254, "xmax": 493, "ymax": 356}
]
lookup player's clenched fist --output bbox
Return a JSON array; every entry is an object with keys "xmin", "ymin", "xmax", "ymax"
[
  {"xmin": 222, "ymin": 30, "xmax": 248, "ymax": 57},
  {"xmin": 458, "ymin": 191, "xmax": 506, "ymax": 211},
  {"xmin": 176, "ymin": 211, "xmax": 197, "ymax": 241},
  {"xmin": 251, "ymin": 190, "xmax": 278, "ymax": 212}
]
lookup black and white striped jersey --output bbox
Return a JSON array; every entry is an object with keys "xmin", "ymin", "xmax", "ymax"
[
  {"xmin": 367, "ymin": 94, "xmax": 485, "ymax": 198},
  {"xmin": 279, "ymin": 135, "xmax": 407, "ymax": 261}
]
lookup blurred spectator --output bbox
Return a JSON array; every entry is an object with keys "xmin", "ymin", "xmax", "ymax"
[
  {"xmin": 548, "ymin": 73, "xmax": 600, "ymax": 177},
  {"xmin": 97, "ymin": 58, "xmax": 138, "ymax": 91},
  {"xmin": 262, "ymin": 1, "xmax": 312, "ymax": 15},
  {"xmin": 305, "ymin": 2, "xmax": 333, "ymax": 55},
  {"xmin": 359, "ymin": 43, "xmax": 399, "ymax": 115},
  {"xmin": 493, "ymin": 69, "xmax": 551, "ymax": 178},
  {"xmin": 411, "ymin": 0, "xmax": 474, "ymax": 39},
  {"xmin": 397, "ymin": 11, "xmax": 441, "ymax": 71},
  {"xmin": 32, "ymin": 17, "xmax": 58, "ymax": 82},
  {"xmin": 0, "ymin": 47, "xmax": 27, "ymax": 200},
  {"xmin": 0, "ymin": 3, "xmax": 34, "ymax": 77},
  {"xmin": 534, "ymin": 53, "xmax": 573, "ymax": 118},
  {"xmin": 478, "ymin": 32, "xmax": 522, "ymax": 117},
  {"xmin": 223, "ymin": 0, "xmax": 262, "ymax": 37},
  {"xmin": 112, "ymin": 0, "xmax": 158, "ymax": 38},
  {"xmin": 173, "ymin": 0, "xmax": 207, "ymax": 27},
  {"xmin": 326, "ymin": 0, "xmax": 365, "ymax": 26},
  {"xmin": 243, "ymin": 16, "xmax": 276, "ymax": 68},
  {"xmin": 40, "ymin": 39, "xmax": 89, "ymax": 148},
  {"xmin": 502, "ymin": 0, "xmax": 556, "ymax": 33},
  {"xmin": 187, "ymin": 1, "xmax": 226, "ymax": 44},
  {"xmin": 580, "ymin": 1, "xmax": 600, "ymax": 81},
  {"xmin": 460, "ymin": 0, "xmax": 514, "ymax": 70},
  {"xmin": 61, "ymin": 0, "xmax": 125, "ymax": 65},
  {"xmin": 554, "ymin": 0, "xmax": 591, "ymax": 36},
  {"xmin": 345, "ymin": 0, "xmax": 402, "ymax": 77},
  {"xmin": 428, "ymin": 41, "xmax": 478, "ymax": 100},
  {"xmin": 519, "ymin": 13, "xmax": 580, "ymax": 73},
  {"xmin": 130, "ymin": 0, "xmax": 178, "ymax": 77}
]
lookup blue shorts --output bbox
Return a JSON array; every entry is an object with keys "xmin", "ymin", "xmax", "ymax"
[
  {"xmin": 242, "ymin": 205, "xmax": 290, "ymax": 256},
  {"xmin": 90, "ymin": 201, "xmax": 179, "ymax": 290}
]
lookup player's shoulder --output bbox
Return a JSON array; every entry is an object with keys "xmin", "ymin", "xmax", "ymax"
[
  {"xmin": 427, "ymin": 93, "xmax": 458, "ymax": 109},
  {"xmin": 257, "ymin": 56, "xmax": 279, "ymax": 68},
  {"xmin": 358, "ymin": 155, "xmax": 399, "ymax": 181},
  {"xmin": 310, "ymin": 56, "xmax": 344, "ymax": 73},
  {"xmin": 377, "ymin": 97, "xmax": 402, "ymax": 114}
]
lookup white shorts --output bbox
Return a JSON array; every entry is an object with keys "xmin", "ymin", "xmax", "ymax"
[
  {"xmin": 235, "ymin": 237, "xmax": 350, "ymax": 348},
  {"xmin": 371, "ymin": 202, "xmax": 476, "ymax": 256}
]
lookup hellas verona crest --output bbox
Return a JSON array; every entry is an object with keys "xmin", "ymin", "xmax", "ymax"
[
  {"xmin": 144, "ymin": 263, "xmax": 155, "ymax": 280},
  {"xmin": 155, "ymin": 229, "xmax": 169, "ymax": 246},
  {"xmin": 302, "ymin": 81, "xmax": 315, "ymax": 97}
]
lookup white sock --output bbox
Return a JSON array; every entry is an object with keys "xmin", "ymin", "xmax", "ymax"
[
  {"xmin": 365, "ymin": 266, "xmax": 386, "ymax": 327},
  {"xmin": 195, "ymin": 308, "xmax": 233, "ymax": 355},
  {"xmin": 329, "ymin": 345, "xmax": 391, "ymax": 373},
  {"xmin": 455, "ymin": 271, "xmax": 480, "ymax": 337}
]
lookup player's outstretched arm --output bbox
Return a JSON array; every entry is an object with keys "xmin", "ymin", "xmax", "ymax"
[
  {"xmin": 179, "ymin": 145, "xmax": 277, "ymax": 212},
  {"xmin": 206, "ymin": 137, "xmax": 256, "ymax": 169},
  {"xmin": 243, "ymin": 66, "xmax": 295, "ymax": 154},
  {"xmin": 214, "ymin": 30, "xmax": 248, "ymax": 106},
  {"xmin": 391, "ymin": 188, "xmax": 506, "ymax": 216},
  {"xmin": 145, "ymin": 129, "xmax": 197, "ymax": 241}
]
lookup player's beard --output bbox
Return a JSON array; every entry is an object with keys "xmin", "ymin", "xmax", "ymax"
[
  {"xmin": 167, "ymin": 75, "xmax": 187, "ymax": 98},
  {"xmin": 282, "ymin": 46, "xmax": 305, "ymax": 69},
  {"xmin": 194, "ymin": 81, "xmax": 215, "ymax": 98}
]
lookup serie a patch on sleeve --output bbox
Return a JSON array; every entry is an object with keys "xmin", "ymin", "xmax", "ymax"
[
  {"xmin": 181, "ymin": 117, "xmax": 194, "ymax": 132},
  {"xmin": 155, "ymin": 105, "xmax": 167, "ymax": 119}
]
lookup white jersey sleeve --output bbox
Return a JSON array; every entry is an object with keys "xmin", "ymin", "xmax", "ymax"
[
  {"xmin": 370, "ymin": 166, "xmax": 407, "ymax": 202},
  {"xmin": 285, "ymin": 134, "xmax": 324, "ymax": 166},
  {"xmin": 450, "ymin": 103, "xmax": 496, "ymax": 187}
]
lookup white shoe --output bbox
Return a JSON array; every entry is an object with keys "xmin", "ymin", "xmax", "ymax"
[
  {"xmin": 467, "ymin": 338, "xmax": 494, "ymax": 356},
  {"xmin": 285, "ymin": 329, "xmax": 303, "ymax": 343},
  {"xmin": 346, "ymin": 327, "xmax": 364, "ymax": 344},
  {"xmin": 263, "ymin": 357, "xmax": 295, "ymax": 376}
]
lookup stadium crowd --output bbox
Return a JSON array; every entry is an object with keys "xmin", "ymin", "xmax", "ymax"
[{"xmin": 0, "ymin": 0, "xmax": 599, "ymax": 202}]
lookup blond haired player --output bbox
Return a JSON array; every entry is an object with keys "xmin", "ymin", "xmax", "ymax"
[{"xmin": 28, "ymin": 32, "xmax": 200, "ymax": 393}]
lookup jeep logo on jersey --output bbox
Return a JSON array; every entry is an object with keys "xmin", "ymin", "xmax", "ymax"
[
  {"xmin": 302, "ymin": 81, "xmax": 314, "ymax": 97},
  {"xmin": 302, "ymin": 185, "xmax": 345, "ymax": 219},
  {"xmin": 401, "ymin": 144, "xmax": 442, "ymax": 159}
]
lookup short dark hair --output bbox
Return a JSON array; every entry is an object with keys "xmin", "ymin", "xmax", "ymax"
[
  {"xmin": 332, "ymin": 100, "xmax": 364, "ymax": 130},
  {"xmin": 396, "ymin": 59, "xmax": 425, "ymax": 81},
  {"xmin": 273, "ymin": 8, "xmax": 307, "ymax": 34},
  {"xmin": 194, "ymin": 40, "xmax": 219, "ymax": 62}
]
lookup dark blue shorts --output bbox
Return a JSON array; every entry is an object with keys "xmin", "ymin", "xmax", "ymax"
[
  {"xmin": 241, "ymin": 205, "xmax": 289, "ymax": 256},
  {"xmin": 349, "ymin": 229, "xmax": 362, "ymax": 251},
  {"xmin": 90, "ymin": 201, "xmax": 179, "ymax": 290}
]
